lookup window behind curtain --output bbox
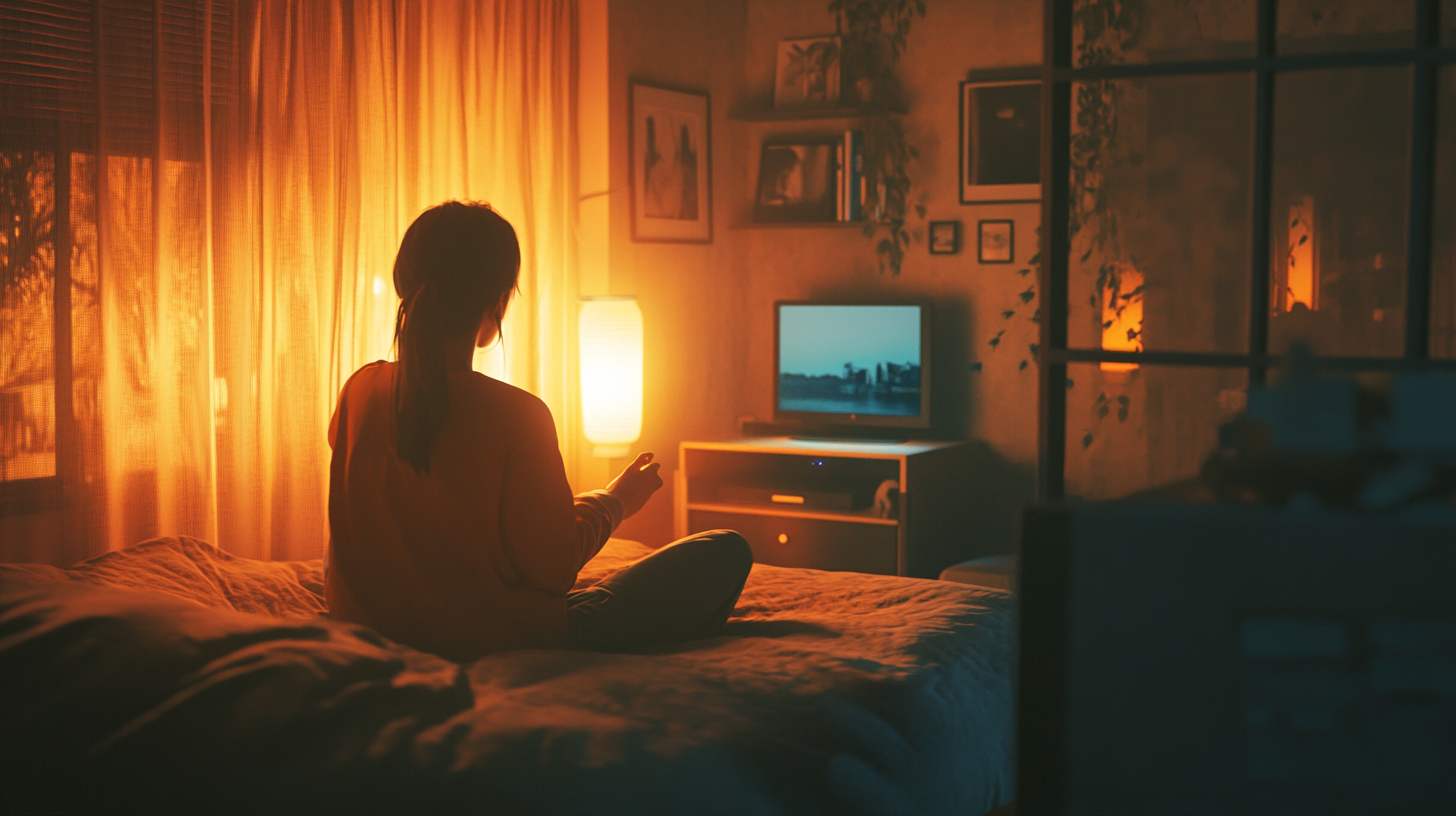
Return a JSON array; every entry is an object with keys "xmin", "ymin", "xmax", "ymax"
[{"xmin": 1, "ymin": 1, "xmax": 233, "ymax": 534}]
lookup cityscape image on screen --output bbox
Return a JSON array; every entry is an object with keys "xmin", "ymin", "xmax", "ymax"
[{"xmin": 778, "ymin": 305, "xmax": 921, "ymax": 417}]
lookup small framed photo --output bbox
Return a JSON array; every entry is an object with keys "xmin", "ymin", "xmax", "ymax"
[
  {"xmin": 754, "ymin": 140, "xmax": 838, "ymax": 223},
  {"xmin": 978, "ymin": 219, "xmax": 1015, "ymax": 263},
  {"xmin": 928, "ymin": 221, "xmax": 961, "ymax": 255},
  {"xmin": 961, "ymin": 70, "xmax": 1040, "ymax": 204},
  {"xmin": 630, "ymin": 82, "xmax": 712, "ymax": 243},
  {"xmin": 774, "ymin": 35, "xmax": 841, "ymax": 109}
]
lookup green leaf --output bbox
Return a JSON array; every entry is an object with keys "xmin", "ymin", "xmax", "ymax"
[
  {"xmin": 1082, "ymin": 432, "xmax": 1094, "ymax": 449},
  {"xmin": 1002, "ymin": 310, "xmax": 1015, "ymax": 320},
  {"xmin": 1029, "ymin": 343, "xmax": 1039, "ymax": 358},
  {"xmin": 1117, "ymin": 404, "xmax": 1129, "ymax": 422},
  {"xmin": 1019, "ymin": 288, "xmax": 1035, "ymax": 303},
  {"xmin": 1017, "ymin": 267, "xmax": 1031, "ymax": 277},
  {"xmin": 969, "ymin": 362, "xmax": 983, "ymax": 372},
  {"xmin": 1098, "ymin": 403, "xmax": 1110, "ymax": 419},
  {"xmin": 1019, "ymin": 359, "xmax": 1028, "ymax": 370},
  {"xmin": 1116, "ymin": 395, "xmax": 1129, "ymax": 405},
  {"xmin": 1066, "ymin": 377, "xmax": 1075, "ymax": 389}
]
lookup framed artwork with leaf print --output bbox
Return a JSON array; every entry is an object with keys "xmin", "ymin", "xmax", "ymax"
[{"xmin": 774, "ymin": 36, "xmax": 841, "ymax": 109}]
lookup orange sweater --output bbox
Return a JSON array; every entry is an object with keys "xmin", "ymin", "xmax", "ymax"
[{"xmin": 325, "ymin": 362, "xmax": 621, "ymax": 661}]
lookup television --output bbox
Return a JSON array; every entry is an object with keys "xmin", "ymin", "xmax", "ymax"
[{"xmin": 774, "ymin": 301, "xmax": 931, "ymax": 430}]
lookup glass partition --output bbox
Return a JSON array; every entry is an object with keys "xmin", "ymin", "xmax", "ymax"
[
  {"xmin": 1277, "ymin": 0, "xmax": 1414, "ymax": 54},
  {"xmin": 1267, "ymin": 66, "xmax": 1412, "ymax": 357},
  {"xmin": 1068, "ymin": 74, "xmax": 1253, "ymax": 355},
  {"xmin": 1065, "ymin": 363, "xmax": 1248, "ymax": 500},
  {"xmin": 1435, "ymin": 64, "xmax": 1456, "ymax": 358}
]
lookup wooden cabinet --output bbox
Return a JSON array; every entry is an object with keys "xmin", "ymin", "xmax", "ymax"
[{"xmin": 675, "ymin": 437, "xmax": 972, "ymax": 578}]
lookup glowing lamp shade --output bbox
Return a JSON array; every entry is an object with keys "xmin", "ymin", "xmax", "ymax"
[{"xmin": 579, "ymin": 297, "xmax": 643, "ymax": 458}]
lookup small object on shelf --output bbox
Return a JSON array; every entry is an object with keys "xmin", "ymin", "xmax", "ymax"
[
  {"xmin": 978, "ymin": 219, "xmax": 1014, "ymax": 263},
  {"xmin": 928, "ymin": 220, "xmax": 961, "ymax": 255},
  {"xmin": 774, "ymin": 35, "xmax": 842, "ymax": 109},
  {"xmin": 755, "ymin": 139, "xmax": 839, "ymax": 223}
]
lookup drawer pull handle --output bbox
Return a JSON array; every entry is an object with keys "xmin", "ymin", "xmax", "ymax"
[
  {"xmin": 771, "ymin": 494, "xmax": 805, "ymax": 504},
  {"xmin": 778, "ymin": 533, "xmax": 789, "ymax": 544}
]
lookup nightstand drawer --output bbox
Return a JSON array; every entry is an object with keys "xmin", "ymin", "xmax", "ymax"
[{"xmin": 687, "ymin": 509, "xmax": 899, "ymax": 575}]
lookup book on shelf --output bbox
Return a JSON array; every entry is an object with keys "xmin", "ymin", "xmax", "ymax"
[{"xmin": 834, "ymin": 129, "xmax": 865, "ymax": 223}]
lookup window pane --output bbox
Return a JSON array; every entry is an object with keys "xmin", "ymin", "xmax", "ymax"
[
  {"xmin": 1268, "ymin": 67, "xmax": 1411, "ymax": 358},
  {"xmin": 1434, "ymin": 65, "xmax": 1456, "ymax": 359},
  {"xmin": 1, "ymin": 150, "xmax": 57, "ymax": 480},
  {"xmin": 1277, "ymin": 0, "xmax": 1414, "ymax": 54},
  {"xmin": 1074, "ymin": 0, "xmax": 1256, "ymax": 67},
  {"xmin": 1067, "ymin": 75, "xmax": 1253, "ymax": 356},
  {"xmin": 70, "ymin": 152, "xmax": 104, "ymax": 481},
  {"xmin": 1065, "ymin": 363, "xmax": 1248, "ymax": 501}
]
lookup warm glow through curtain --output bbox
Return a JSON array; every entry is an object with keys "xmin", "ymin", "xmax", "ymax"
[{"xmin": 1, "ymin": 0, "xmax": 579, "ymax": 562}]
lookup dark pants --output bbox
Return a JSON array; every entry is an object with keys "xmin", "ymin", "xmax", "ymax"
[{"xmin": 567, "ymin": 529, "xmax": 752, "ymax": 652}]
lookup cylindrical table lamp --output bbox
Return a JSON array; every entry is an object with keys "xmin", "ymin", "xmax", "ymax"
[{"xmin": 579, "ymin": 297, "xmax": 643, "ymax": 458}]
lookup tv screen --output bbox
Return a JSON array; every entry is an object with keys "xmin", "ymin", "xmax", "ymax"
[{"xmin": 775, "ymin": 302, "xmax": 930, "ymax": 429}]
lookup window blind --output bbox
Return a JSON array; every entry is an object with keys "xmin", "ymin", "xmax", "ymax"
[{"xmin": 0, "ymin": 0, "xmax": 235, "ymax": 155}]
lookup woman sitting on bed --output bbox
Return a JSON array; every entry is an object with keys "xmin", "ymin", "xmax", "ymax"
[{"xmin": 326, "ymin": 201, "xmax": 752, "ymax": 662}]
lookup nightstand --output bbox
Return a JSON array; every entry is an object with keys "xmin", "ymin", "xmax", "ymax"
[{"xmin": 675, "ymin": 437, "xmax": 973, "ymax": 578}]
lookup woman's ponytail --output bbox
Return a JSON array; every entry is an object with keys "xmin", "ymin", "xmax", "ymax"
[
  {"xmin": 393, "ymin": 286, "xmax": 449, "ymax": 472},
  {"xmin": 390, "ymin": 202, "xmax": 520, "ymax": 474}
]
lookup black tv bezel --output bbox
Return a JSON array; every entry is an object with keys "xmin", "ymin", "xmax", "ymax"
[{"xmin": 773, "ymin": 300, "xmax": 932, "ymax": 430}]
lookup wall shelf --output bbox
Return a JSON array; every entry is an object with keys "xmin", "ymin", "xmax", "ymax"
[
  {"xmin": 731, "ymin": 221, "xmax": 866, "ymax": 230},
  {"xmin": 728, "ymin": 104, "xmax": 905, "ymax": 122}
]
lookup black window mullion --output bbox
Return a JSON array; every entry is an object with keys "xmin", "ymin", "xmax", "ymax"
[
  {"xmin": 1405, "ymin": 0, "xmax": 1441, "ymax": 360},
  {"xmin": 1060, "ymin": 46, "xmax": 1456, "ymax": 82},
  {"xmin": 53, "ymin": 134, "xmax": 73, "ymax": 507},
  {"xmin": 1248, "ymin": 0, "xmax": 1277, "ymax": 386},
  {"xmin": 1037, "ymin": 0, "xmax": 1072, "ymax": 504}
]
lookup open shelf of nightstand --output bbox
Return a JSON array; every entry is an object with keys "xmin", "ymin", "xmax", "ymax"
[{"xmin": 676, "ymin": 437, "xmax": 973, "ymax": 578}]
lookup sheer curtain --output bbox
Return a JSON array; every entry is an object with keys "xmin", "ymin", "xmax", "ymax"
[{"xmin": 1, "ymin": 0, "xmax": 579, "ymax": 562}]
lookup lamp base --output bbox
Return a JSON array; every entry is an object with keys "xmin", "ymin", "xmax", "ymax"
[{"xmin": 592, "ymin": 444, "xmax": 631, "ymax": 459}]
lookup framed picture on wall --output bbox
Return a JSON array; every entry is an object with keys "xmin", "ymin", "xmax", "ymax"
[
  {"xmin": 929, "ymin": 221, "xmax": 961, "ymax": 254},
  {"xmin": 960, "ymin": 69, "xmax": 1040, "ymax": 204},
  {"xmin": 754, "ymin": 139, "xmax": 838, "ymax": 223},
  {"xmin": 978, "ymin": 219, "xmax": 1014, "ymax": 263},
  {"xmin": 630, "ymin": 82, "xmax": 712, "ymax": 243}
]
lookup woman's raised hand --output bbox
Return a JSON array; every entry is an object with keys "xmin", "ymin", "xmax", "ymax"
[{"xmin": 606, "ymin": 452, "xmax": 663, "ymax": 521}]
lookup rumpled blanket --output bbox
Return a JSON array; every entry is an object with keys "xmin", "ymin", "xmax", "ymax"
[{"xmin": 0, "ymin": 536, "xmax": 1014, "ymax": 816}]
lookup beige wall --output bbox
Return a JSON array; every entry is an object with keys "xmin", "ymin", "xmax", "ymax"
[
  {"xmin": 600, "ymin": 0, "xmax": 752, "ymax": 544},
  {"xmin": 601, "ymin": 0, "xmax": 1042, "ymax": 555}
]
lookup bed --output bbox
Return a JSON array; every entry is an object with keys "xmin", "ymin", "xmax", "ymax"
[{"xmin": 0, "ymin": 536, "xmax": 1014, "ymax": 815}]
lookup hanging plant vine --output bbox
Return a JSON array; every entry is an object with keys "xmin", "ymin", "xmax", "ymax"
[
  {"xmin": 830, "ymin": 0, "xmax": 927, "ymax": 275},
  {"xmin": 972, "ymin": 0, "xmax": 1144, "ymax": 451}
]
